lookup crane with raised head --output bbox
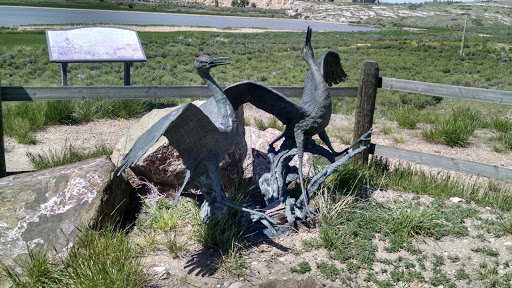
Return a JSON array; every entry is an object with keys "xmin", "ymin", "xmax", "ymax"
[
  {"xmin": 223, "ymin": 27, "xmax": 348, "ymax": 215},
  {"xmin": 116, "ymin": 55, "xmax": 278, "ymax": 229}
]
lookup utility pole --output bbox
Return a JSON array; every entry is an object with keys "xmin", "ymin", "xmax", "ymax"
[{"xmin": 460, "ymin": 17, "xmax": 468, "ymax": 57}]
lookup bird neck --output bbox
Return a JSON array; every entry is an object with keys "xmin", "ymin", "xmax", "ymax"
[
  {"xmin": 200, "ymin": 72, "xmax": 221, "ymax": 94},
  {"xmin": 200, "ymin": 71, "xmax": 237, "ymax": 132},
  {"xmin": 304, "ymin": 56, "xmax": 329, "ymax": 102}
]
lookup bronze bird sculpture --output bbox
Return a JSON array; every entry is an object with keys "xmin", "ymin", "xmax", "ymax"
[
  {"xmin": 116, "ymin": 55, "xmax": 278, "ymax": 228},
  {"xmin": 223, "ymin": 27, "xmax": 348, "ymax": 211}
]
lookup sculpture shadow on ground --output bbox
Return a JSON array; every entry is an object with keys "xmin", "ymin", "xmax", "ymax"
[{"xmin": 184, "ymin": 223, "xmax": 291, "ymax": 277}]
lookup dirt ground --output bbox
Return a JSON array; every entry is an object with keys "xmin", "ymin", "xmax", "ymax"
[
  {"xmin": 141, "ymin": 191, "xmax": 512, "ymax": 288},
  {"xmin": 5, "ymin": 104, "xmax": 512, "ymax": 287}
]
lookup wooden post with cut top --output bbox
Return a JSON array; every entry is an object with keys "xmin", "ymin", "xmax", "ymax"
[
  {"xmin": 0, "ymin": 77, "xmax": 6, "ymax": 177},
  {"xmin": 353, "ymin": 61, "xmax": 379, "ymax": 165}
]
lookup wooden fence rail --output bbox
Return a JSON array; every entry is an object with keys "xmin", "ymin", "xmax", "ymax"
[
  {"xmin": 366, "ymin": 76, "xmax": 512, "ymax": 183},
  {"xmin": 1, "ymin": 64, "xmax": 511, "ymax": 184},
  {"xmin": 381, "ymin": 77, "xmax": 512, "ymax": 106},
  {"xmin": 373, "ymin": 145, "xmax": 512, "ymax": 183},
  {"xmin": 1, "ymin": 86, "xmax": 358, "ymax": 102}
]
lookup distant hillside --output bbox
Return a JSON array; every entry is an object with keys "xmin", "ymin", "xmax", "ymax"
[{"xmin": 136, "ymin": 0, "xmax": 378, "ymax": 10}]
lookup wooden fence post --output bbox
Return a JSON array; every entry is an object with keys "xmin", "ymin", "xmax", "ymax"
[
  {"xmin": 0, "ymin": 78, "xmax": 6, "ymax": 177},
  {"xmin": 353, "ymin": 61, "xmax": 379, "ymax": 165}
]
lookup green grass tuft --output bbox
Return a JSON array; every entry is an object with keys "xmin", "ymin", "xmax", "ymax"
[
  {"xmin": 471, "ymin": 246, "xmax": 500, "ymax": 258},
  {"xmin": 254, "ymin": 116, "xmax": 284, "ymax": 132},
  {"xmin": 380, "ymin": 125, "xmax": 396, "ymax": 135},
  {"xmin": 387, "ymin": 206, "xmax": 444, "ymax": 240},
  {"xmin": 1, "ymin": 247, "xmax": 64, "ymax": 287},
  {"xmin": 1, "ymin": 225, "xmax": 148, "ymax": 288},
  {"xmin": 316, "ymin": 261, "xmax": 340, "ymax": 281},
  {"xmin": 290, "ymin": 261, "xmax": 312, "ymax": 274},
  {"xmin": 27, "ymin": 143, "xmax": 113, "ymax": 170},
  {"xmin": 392, "ymin": 105, "xmax": 420, "ymax": 129},
  {"xmin": 422, "ymin": 107, "xmax": 482, "ymax": 147},
  {"xmin": 215, "ymin": 243, "xmax": 247, "ymax": 278},
  {"xmin": 64, "ymin": 226, "xmax": 148, "ymax": 287},
  {"xmin": 195, "ymin": 207, "xmax": 245, "ymax": 253}
]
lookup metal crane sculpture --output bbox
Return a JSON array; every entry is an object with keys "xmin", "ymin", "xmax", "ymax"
[
  {"xmin": 116, "ymin": 55, "xmax": 278, "ymax": 229},
  {"xmin": 223, "ymin": 27, "xmax": 371, "ymax": 222},
  {"xmin": 223, "ymin": 28, "xmax": 346, "ymax": 204}
]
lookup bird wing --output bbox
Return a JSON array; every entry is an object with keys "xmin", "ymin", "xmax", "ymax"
[
  {"xmin": 301, "ymin": 51, "xmax": 347, "ymax": 108},
  {"xmin": 223, "ymin": 80, "xmax": 308, "ymax": 125},
  {"xmin": 318, "ymin": 51, "xmax": 347, "ymax": 87},
  {"xmin": 116, "ymin": 103, "xmax": 220, "ymax": 175}
]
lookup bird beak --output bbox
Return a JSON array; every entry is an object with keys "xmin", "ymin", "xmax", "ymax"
[
  {"xmin": 305, "ymin": 26, "xmax": 312, "ymax": 47},
  {"xmin": 207, "ymin": 57, "xmax": 230, "ymax": 68},
  {"xmin": 301, "ymin": 26, "xmax": 312, "ymax": 52}
]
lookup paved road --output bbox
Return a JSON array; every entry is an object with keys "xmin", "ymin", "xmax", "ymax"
[{"xmin": 0, "ymin": 6, "xmax": 378, "ymax": 32}]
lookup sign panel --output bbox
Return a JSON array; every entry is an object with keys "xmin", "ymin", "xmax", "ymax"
[{"xmin": 46, "ymin": 27, "xmax": 147, "ymax": 63}]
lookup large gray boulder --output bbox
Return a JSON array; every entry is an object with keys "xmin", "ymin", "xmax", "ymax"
[
  {"xmin": 0, "ymin": 156, "xmax": 130, "ymax": 270},
  {"xmin": 111, "ymin": 102, "xmax": 247, "ymax": 188}
]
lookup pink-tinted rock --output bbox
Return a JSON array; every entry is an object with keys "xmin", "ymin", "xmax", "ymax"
[
  {"xmin": 111, "ymin": 102, "xmax": 246, "ymax": 188},
  {"xmin": 243, "ymin": 126, "xmax": 312, "ymax": 184}
]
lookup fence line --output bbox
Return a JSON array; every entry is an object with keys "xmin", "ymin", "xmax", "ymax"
[
  {"xmin": 373, "ymin": 145, "xmax": 512, "ymax": 183},
  {"xmin": 381, "ymin": 77, "xmax": 512, "ymax": 105},
  {"xmin": 372, "ymin": 76, "xmax": 511, "ymax": 183},
  {"xmin": 1, "ymin": 66, "xmax": 511, "ymax": 183},
  {"xmin": 1, "ymin": 86, "xmax": 358, "ymax": 102}
]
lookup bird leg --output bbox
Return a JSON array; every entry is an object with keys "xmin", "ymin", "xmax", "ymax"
[
  {"xmin": 304, "ymin": 138, "xmax": 335, "ymax": 163},
  {"xmin": 292, "ymin": 129, "xmax": 373, "ymax": 220},
  {"xmin": 318, "ymin": 130, "xmax": 340, "ymax": 160},
  {"xmin": 294, "ymin": 129, "xmax": 314, "ymax": 219},
  {"xmin": 333, "ymin": 128, "xmax": 373, "ymax": 158},
  {"xmin": 173, "ymin": 169, "xmax": 191, "ymax": 206},
  {"xmin": 294, "ymin": 130, "xmax": 306, "ymax": 197},
  {"xmin": 318, "ymin": 129, "xmax": 371, "ymax": 159},
  {"xmin": 303, "ymin": 128, "xmax": 373, "ymax": 201}
]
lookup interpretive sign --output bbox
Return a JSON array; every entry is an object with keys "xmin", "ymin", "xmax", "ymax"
[
  {"xmin": 46, "ymin": 27, "xmax": 147, "ymax": 86},
  {"xmin": 46, "ymin": 27, "xmax": 146, "ymax": 62}
]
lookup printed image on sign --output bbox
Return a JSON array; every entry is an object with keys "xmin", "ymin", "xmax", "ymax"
[{"xmin": 46, "ymin": 27, "xmax": 147, "ymax": 62}]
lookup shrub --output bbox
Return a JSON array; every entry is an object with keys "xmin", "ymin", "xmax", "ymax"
[
  {"xmin": 195, "ymin": 207, "xmax": 245, "ymax": 253},
  {"xmin": 399, "ymin": 94, "xmax": 442, "ymax": 110},
  {"xmin": 392, "ymin": 105, "xmax": 420, "ymax": 129},
  {"xmin": 496, "ymin": 131, "xmax": 512, "ymax": 150},
  {"xmin": 422, "ymin": 107, "xmax": 481, "ymax": 147},
  {"xmin": 231, "ymin": 0, "xmax": 249, "ymax": 7}
]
